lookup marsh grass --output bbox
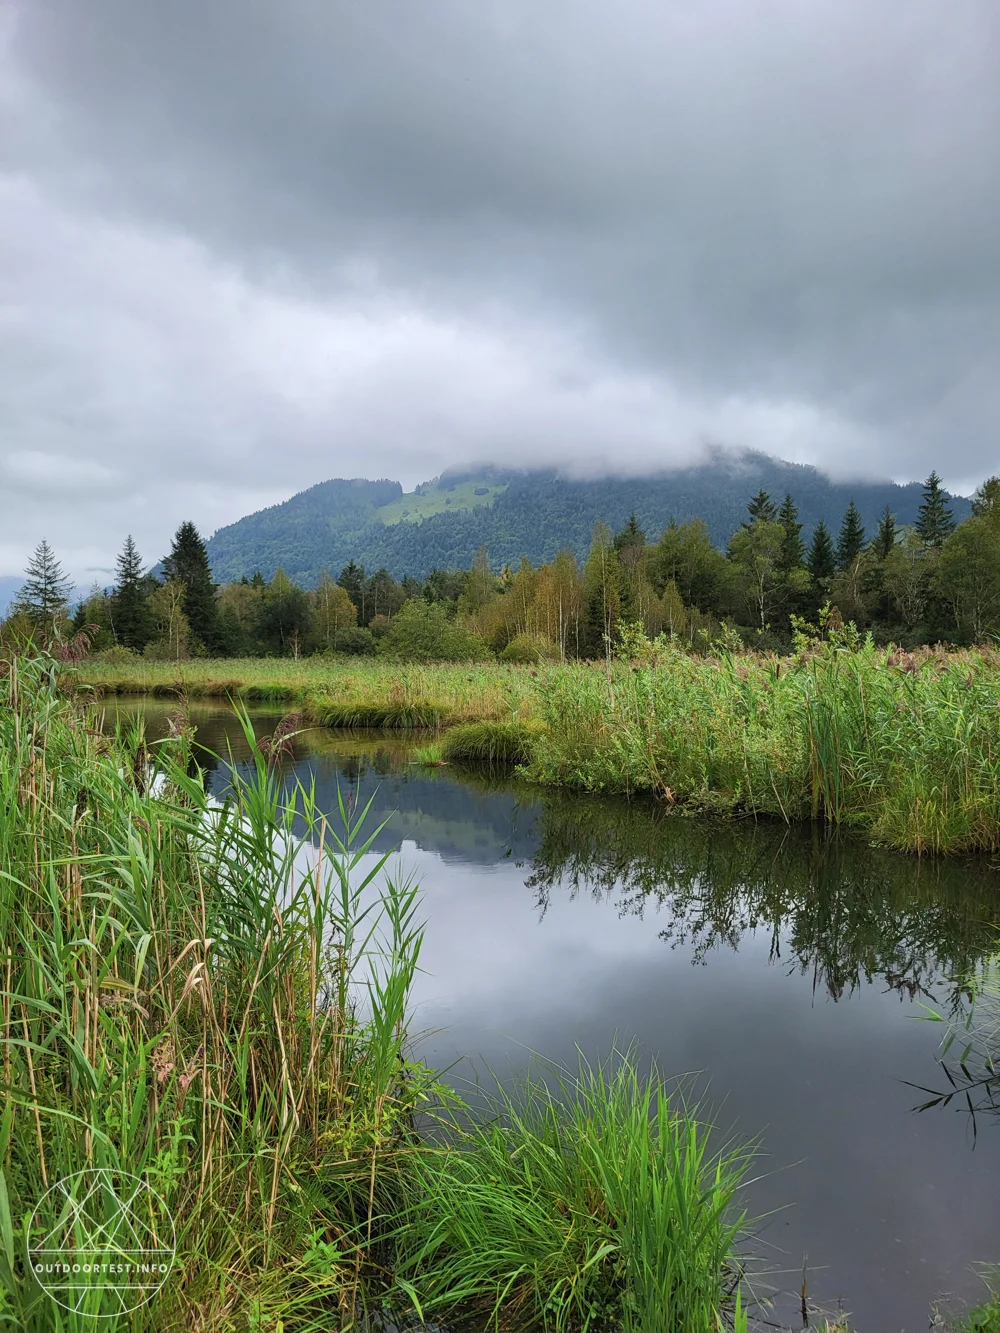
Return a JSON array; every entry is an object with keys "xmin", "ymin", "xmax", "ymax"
[
  {"xmin": 393, "ymin": 1055, "xmax": 754, "ymax": 1333},
  {"xmin": 2, "ymin": 652, "xmax": 764, "ymax": 1331},
  {"xmin": 0, "ymin": 652, "xmax": 437, "ymax": 1329},
  {"xmin": 75, "ymin": 642, "xmax": 1000, "ymax": 851},
  {"xmin": 440, "ymin": 718, "xmax": 544, "ymax": 766}
]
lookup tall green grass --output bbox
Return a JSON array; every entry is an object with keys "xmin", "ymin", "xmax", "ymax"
[
  {"xmin": 0, "ymin": 652, "xmax": 434, "ymax": 1329},
  {"xmin": 393, "ymin": 1056, "xmax": 753, "ymax": 1333},
  {"xmin": 2, "ymin": 651, "xmax": 760, "ymax": 1330}
]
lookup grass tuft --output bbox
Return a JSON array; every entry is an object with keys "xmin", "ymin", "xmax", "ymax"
[
  {"xmin": 392, "ymin": 1053, "xmax": 753, "ymax": 1333},
  {"xmin": 440, "ymin": 718, "xmax": 542, "ymax": 766}
]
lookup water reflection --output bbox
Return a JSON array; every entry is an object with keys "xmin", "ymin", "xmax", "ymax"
[{"xmin": 111, "ymin": 702, "xmax": 1000, "ymax": 1330}]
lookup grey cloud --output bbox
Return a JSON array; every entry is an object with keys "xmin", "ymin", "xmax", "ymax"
[{"xmin": 2, "ymin": 0, "xmax": 999, "ymax": 576}]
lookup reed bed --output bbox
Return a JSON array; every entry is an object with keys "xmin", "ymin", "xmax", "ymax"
[
  {"xmin": 4, "ymin": 652, "xmax": 758, "ymax": 1331},
  {"xmin": 72, "ymin": 639, "xmax": 1000, "ymax": 853}
]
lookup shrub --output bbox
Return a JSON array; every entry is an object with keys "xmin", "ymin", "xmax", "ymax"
[
  {"xmin": 90, "ymin": 643, "xmax": 140, "ymax": 663},
  {"xmin": 500, "ymin": 632, "xmax": 560, "ymax": 664},
  {"xmin": 329, "ymin": 626, "xmax": 376, "ymax": 655},
  {"xmin": 379, "ymin": 601, "xmax": 489, "ymax": 662}
]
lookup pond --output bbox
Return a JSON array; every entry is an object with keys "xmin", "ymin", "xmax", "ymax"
[{"xmin": 116, "ymin": 701, "xmax": 1000, "ymax": 1331}]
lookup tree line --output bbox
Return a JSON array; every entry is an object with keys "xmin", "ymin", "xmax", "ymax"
[{"xmin": 6, "ymin": 471, "xmax": 1000, "ymax": 661}]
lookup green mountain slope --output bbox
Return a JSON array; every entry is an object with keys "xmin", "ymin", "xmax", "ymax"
[{"xmin": 205, "ymin": 455, "xmax": 971, "ymax": 585}]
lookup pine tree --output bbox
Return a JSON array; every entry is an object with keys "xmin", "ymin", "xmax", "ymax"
[
  {"xmin": 111, "ymin": 535, "xmax": 154, "ymax": 650},
  {"xmin": 777, "ymin": 494, "xmax": 805, "ymax": 572},
  {"xmin": 915, "ymin": 471, "xmax": 955, "ymax": 547},
  {"xmin": 835, "ymin": 501, "xmax": 866, "ymax": 570},
  {"xmin": 807, "ymin": 521, "xmax": 836, "ymax": 583},
  {"xmin": 14, "ymin": 540, "xmax": 73, "ymax": 625},
  {"xmin": 162, "ymin": 522, "xmax": 220, "ymax": 653},
  {"xmin": 874, "ymin": 507, "xmax": 897, "ymax": 560},
  {"xmin": 745, "ymin": 489, "xmax": 778, "ymax": 526}
]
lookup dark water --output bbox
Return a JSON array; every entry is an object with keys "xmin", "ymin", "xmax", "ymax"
[{"xmin": 119, "ymin": 702, "xmax": 1000, "ymax": 1331}]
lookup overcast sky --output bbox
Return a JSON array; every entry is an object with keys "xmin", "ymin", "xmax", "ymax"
[{"xmin": 2, "ymin": 1, "xmax": 999, "ymax": 582}]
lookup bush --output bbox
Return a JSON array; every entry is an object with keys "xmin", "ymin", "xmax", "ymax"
[
  {"xmin": 329, "ymin": 626, "xmax": 376, "ymax": 655},
  {"xmin": 89, "ymin": 643, "xmax": 140, "ymax": 663},
  {"xmin": 500, "ymin": 632, "xmax": 560, "ymax": 664},
  {"xmin": 379, "ymin": 601, "xmax": 489, "ymax": 662}
]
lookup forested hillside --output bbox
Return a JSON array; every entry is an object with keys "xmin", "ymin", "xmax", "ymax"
[{"xmin": 205, "ymin": 455, "xmax": 969, "ymax": 585}]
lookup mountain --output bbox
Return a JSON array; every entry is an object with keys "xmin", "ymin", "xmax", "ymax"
[{"xmin": 205, "ymin": 454, "xmax": 971, "ymax": 585}]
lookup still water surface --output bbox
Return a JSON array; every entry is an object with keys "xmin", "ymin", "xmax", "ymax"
[{"xmin": 122, "ymin": 702, "xmax": 1000, "ymax": 1331}]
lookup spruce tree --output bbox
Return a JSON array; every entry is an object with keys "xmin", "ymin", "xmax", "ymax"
[
  {"xmin": 111, "ymin": 535, "xmax": 153, "ymax": 650},
  {"xmin": 162, "ymin": 522, "xmax": 220, "ymax": 653},
  {"xmin": 807, "ymin": 521, "xmax": 836, "ymax": 583},
  {"xmin": 916, "ymin": 471, "xmax": 956, "ymax": 547},
  {"xmin": 613, "ymin": 513, "xmax": 645, "ymax": 555},
  {"xmin": 777, "ymin": 493, "xmax": 805, "ymax": 572},
  {"xmin": 835, "ymin": 501, "xmax": 865, "ymax": 570},
  {"xmin": 874, "ymin": 507, "xmax": 897, "ymax": 560},
  {"xmin": 745, "ymin": 489, "xmax": 778, "ymax": 526},
  {"xmin": 14, "ymin": 540, "xmax": 73, "ymax": 625}
]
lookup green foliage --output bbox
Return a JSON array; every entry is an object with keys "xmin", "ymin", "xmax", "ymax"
[
  {"xmin": 111, "ymin": 535, "xmax": 155, "ymax": 650},
  {"xmin": 500, "ymin": 631, "xmax": 561, "ymax": 663},
  {"xmin": 0, "ymin": 651, "xmax": 435, "ymax": 1328},
  {"xmin": 439, "ymin": 719, "xmax": 542, "ymax": 766},
  {"xmin": 777, "ymin": 493, "xmax": 805, "ymax": 572},
  {"xmin": 12, "ymin": 538, "xmax": 73, "ymax": 630},
  {"xmin": 874, "ymin": 505, "xmax": 897, "ymax": 559},
  {"xmin": 744, "ymin": 488, "xmax": 778, "ymax": 524},
  {"xmin": 161, "ymin": 521, "xmax": 221, "ymax": 654},
  {"xmin": 203, "ymin": 458, "xmax": 969, "ymax": 587},
  {"xmin": 807, "ymin": 519, "xmax": 837, "ymax": 584},
  {"xmin": 835, "ymin": 500, "xmax": 865, "ymax": 569},
  {"xmin": 392, "ymin": 1055, "xmax": 753, "ymax": 1333},
  {"xmin": 379, "ymin": 600, "xmax": 489, "ymax": 662},
  {"xmin": 917, "ymin": 470, "xmax": 957, "ymax": 547}
]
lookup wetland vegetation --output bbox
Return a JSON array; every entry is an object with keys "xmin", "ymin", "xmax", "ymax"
[{"xmin": 73, "ymin": 632, "xmax": 1000, "ymax": 855}]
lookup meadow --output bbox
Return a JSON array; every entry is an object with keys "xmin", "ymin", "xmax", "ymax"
[
  {"xmin": 1, "ymin": 650, "xmax": 757, "ymax": 1332},
  {"xmin": 74, "ymin": 634, "xmax": 1000, "ymax": 854}
]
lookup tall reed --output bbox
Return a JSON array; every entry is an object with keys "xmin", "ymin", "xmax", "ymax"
[{"xmin": 0, "ymin": 652, "xmax": 432, "ymax": 1329}]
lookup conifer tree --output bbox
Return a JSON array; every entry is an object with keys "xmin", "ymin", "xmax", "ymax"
[
  {"xmin": 745, "ymin": 489, "xmax": 778, "ymax": 526},
  {"xmin": 111, "ymin": 535, "xmax": 153, "ymax": 650},
  {"xmin": 14, "ymin": 539, "xmax": 73, "ymax": 625},
  {"xmin": 162, "ymin": 522, "xmax": 220, "ymax": 653},
  {"xmin": 582, "ymin": 521, "xmax": 622, "ymax": 659},
  {"xmin": 915, "ymin": 471, "xmax": 955, "ymax": 547},
  {"xmin": 807, "ymin": 521, "xmax": 836, "ymax": 583},
  {"xmin": 874, "ymin": 507, "xmax": 897, "ymax": 560},
  {"xmin": 613, "ymin": 513, "xmax": 645, "ymax": 556},
  {"xmin": 835, "ymin": 501, "xmax": 865, "ymax": 570},
  {"xmin": 777, "ymin": 493, "xmax": 805, "ymax": 572}
]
